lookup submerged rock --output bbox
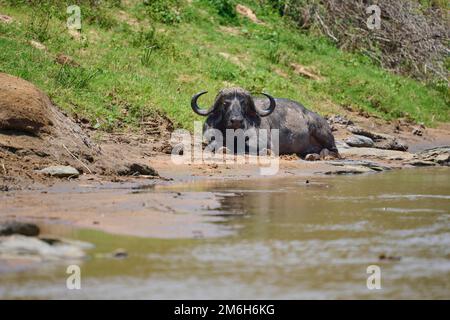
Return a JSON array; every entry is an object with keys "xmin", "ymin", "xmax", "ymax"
[
  {"xmin": 0, "ymin": 235, "xmax": 92, "ymax": 261},
  {"xmin": 345, "ymin": 134, "xmax": 374, "ymax": 148},
  {"xmin": 38, "ymin": 165, "xmax": 80, "ymax": 178},
  {"xmin": 0, "ymin": 221, "xmax": 40, "ymax": 237}
]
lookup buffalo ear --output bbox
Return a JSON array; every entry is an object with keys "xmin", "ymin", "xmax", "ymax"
[{"xmin": 211, "ymin": 95, "xmax": 224, "ymax": 115}]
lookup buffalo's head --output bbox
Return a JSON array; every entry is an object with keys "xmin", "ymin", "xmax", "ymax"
[{"xmin": 191, "ymin": 87, "xmax": 276, "ymax": 130}]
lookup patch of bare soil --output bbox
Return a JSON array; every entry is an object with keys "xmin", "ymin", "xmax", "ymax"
[
  {"xmin": 218, "ymin": 25, "xmax": 242, "ymax": 36},
  {"xmin": 0, "ymin": 73, "xmax": 160, "ymax": 190},
  {"xmin": 235, "ymin": 4, "xmax": 264, "ymax": 24},
  {"xmin": 290, "ymin": 63, "xmax": 323, "ymax": 81}
]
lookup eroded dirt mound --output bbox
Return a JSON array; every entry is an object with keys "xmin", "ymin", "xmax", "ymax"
[
  {"xmin": 0, "ymin": 73, "xmax": 53, "ymax": 135},
  {"xmin": 0, "ymin": 73, "xmax": 158, "ymax": 189}
]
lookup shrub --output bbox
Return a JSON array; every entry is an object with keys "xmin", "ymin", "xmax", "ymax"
[
  {"xmin": 207, "ymin": 0, "xmax": 237, "ymax": 19},
  {"xmin": 144, "ymin": 0, "xmax": 182, "ymax": 24}
]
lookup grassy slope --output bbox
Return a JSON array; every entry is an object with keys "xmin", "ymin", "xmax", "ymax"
[{"xmin": 0, "ymin": 0, "xmax": 448, "ymax": 132}]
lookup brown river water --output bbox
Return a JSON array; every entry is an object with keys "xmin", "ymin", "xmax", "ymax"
[{"xmin": 0, "ymin": 167, "xmax": 449, "ymax": 299}]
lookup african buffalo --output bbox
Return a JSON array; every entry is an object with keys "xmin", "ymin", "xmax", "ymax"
[{"xmin": 191, "ymin": 87, "xmax": 338, "ymax": 157}]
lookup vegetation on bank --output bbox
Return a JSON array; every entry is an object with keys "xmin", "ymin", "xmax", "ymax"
[{"xmin": 0, "ymin": 0, "xmax": 448, "ymax": 131}]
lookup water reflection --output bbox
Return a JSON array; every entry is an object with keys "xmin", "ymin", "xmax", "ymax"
[{"xmin": 1, "ymin": 168, "xmax": 449, "ymax": 299}]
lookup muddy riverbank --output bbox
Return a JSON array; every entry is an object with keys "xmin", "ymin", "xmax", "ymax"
[{"xmin": 1, "ymin": 72, "xmax": 449, "ymax": 240}]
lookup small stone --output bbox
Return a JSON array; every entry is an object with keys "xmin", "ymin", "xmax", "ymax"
[
  {"xmin": 412, "ymin": 128, "xmax": 423, "ymax": 136},
  {"xmin": 379, "ymin": 254, "xmax": 401, "ymax": 261},
  {"xmin": 0, "ymin": 221, "xmax": 40, "ymax": 237},
  {"xmin": 29, "ymin": 40, "xmax": 46, "ymax": 51},
  {"xmin": 38, "ymin": 165, "xmax": 80, "ymax": 178},
  {"xmin": 113, "ymin": 248, "xmax": 128, "ymax": 259},
  {"xmin": 55, "ymin": 53, "xmax": 80, "ymax": 67},
  {"xmin": 117, "ymin": 163, "xmax": 158, "ymax": 176},
  {"xmin": 345, "ymin": 134, "xmax": 374, "ymax": 148},
  {"xmin": 0, "ymin": 14, "xmax": 13, "ymax": 24},
  {"xmin": 305, "ymin": 153, "xmax": 321, "ymax": 161},
  {"xmin": 327, "ymin": 115, "xmax": 353, "ymax": 126}
]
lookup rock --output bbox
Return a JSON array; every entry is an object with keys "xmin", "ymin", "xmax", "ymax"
[
  {"xmin": 404, "ymin": 160, "xmax": 436, "ymax": 167},
  {"xmin": 113, "ymin": 248, "xmax": 128, "ymax": 259},
  {"xmin": 0, "ymin": 235, "xmax": 91, "ymax": 261},
  {"xmin": 379, "ymin": 254, "xmax": 401, "ymax": 261},
  {"xmin": 326, "ymin": 160, "xmax": 391, "ymax": 172},
  {"xmin": 345, "ymin": 134, "xmax": 374, "ymax": 148},
  {"xmin": 435, "ymin": 154, "xmax": 450, "ymax": 165},
  {"xmin": 414, "ymin": 146, "xmax": 450, "ymax": 166},
  {"xmin": 327, "ymin": 115, "xmax": 353, "ymax": 126},
  {"xmin": 347, "ymin": 125, "xmax": 384, "ymax": 140},
  {"xmin": 117, "ymin": 163, "xmax": 158, "ymax": 176},
  {"xmin": 324, "ymin": 165, "xmax": 374, "ymax": 175},
  {"xmin": 29, "ymin": 40, "xmax": 46, "ymax": 51},
  {"xmin": 38, "ymin": 165, "xmax": 80, "ymax": 178},
  {"xmin": 335, "ymin": 140, "xmax": 351, "ymax": 149},
  {"xmin": 305, "ymin": 153, "xmax": 321, "ymax": 161},
  {"xmin": 0, "ymin": 221, "xmax": 40, "ymax": 237},
  {"xmin": 55, "ymin": 53, "xmax": 80, "ymax": 67},
  {"xmin": 338, "ymin": 147, "xmax": 414, "ymax": 161},
  {"xmin": 0, "ymin": 14, "xmax": 13, "ymax": 24},
  {"xmin": 412, "ymin": 127, "xmax": 423, "ymax": 136},
  {"xmin": 347, "ymin": 125, "xmax": 408, "ymax": 151},
  {"xmin": 374, "ymin": 138, "xmax": 408, "ymax": 151}
]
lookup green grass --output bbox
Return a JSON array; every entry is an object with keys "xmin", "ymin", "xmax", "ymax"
[{"xmin": 0, "ymin": 0, "xmax": 448, "ymax": 132}]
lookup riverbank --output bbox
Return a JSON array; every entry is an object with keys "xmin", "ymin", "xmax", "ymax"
[{"xmin": 1, "ymin": 72, "xmax": 449, "ymax": 240}]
